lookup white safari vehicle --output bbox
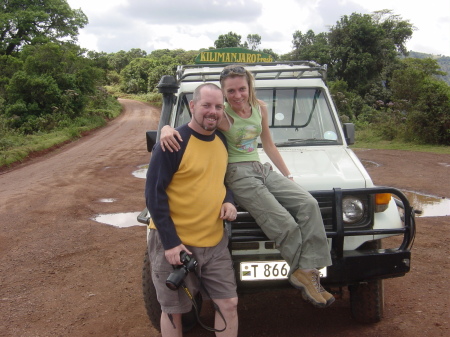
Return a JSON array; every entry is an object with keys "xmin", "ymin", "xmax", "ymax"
[{"xmin": 138, "ymin": 48, "xmax": 415, "ymax": 332}]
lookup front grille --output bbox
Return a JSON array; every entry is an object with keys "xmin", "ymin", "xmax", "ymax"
[
  {"xmin": 229, "ymin": 191, "xmax": 372, "ymax": 244},
  {"xmin": 314, "ymin": 194, "xmax": 333, "ymax": 230}
]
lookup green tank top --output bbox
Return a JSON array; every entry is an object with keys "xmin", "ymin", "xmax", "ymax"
[{"xmin": 222, "ymin": 103, "xmax": 262, "ymax": 163}]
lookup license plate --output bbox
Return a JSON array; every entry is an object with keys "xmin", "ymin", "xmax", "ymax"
[{"xmin": 240, "ymin": 261, "xmax": 327, "ymax": 281}]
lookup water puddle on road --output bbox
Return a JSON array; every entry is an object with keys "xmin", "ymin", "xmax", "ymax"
[
  {"xmin": 401, "ymin": 191, "xmax": 449, "ymax": 217},
  {"xmin": 92, "ymin": 212, "xmax": 146, "ymax": 228},
  {"xmin": 357, "ymin": 160, "xmax": 448, "ymax": 217},
  {"xmin": 132, "ymin": 164, "xmax": 148, "ymax": 179},
  {"xmin": 98, "ymin": 198, "xmax": 117, "ymax": 203},
  {"xmin": 91, "ymin": 165, "xmax": 151, "ymax": 228}
]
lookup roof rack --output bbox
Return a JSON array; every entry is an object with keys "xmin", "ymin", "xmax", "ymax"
[{"xmin": 176, "ymin": 61, "xmax": 327, "ymax": 83}]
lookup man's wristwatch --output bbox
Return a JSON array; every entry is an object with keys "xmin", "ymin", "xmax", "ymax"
[{"xmin": 286, "ymin": 174, "xmax": 294, "ymax": 178}]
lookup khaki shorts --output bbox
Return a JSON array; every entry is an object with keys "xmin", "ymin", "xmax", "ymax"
[{"xmin": 148, "ymin": 229, "xmax": 237, "ymax": 314}]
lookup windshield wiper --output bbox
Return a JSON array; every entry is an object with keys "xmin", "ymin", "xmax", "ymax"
[{"xmin": 275, "ymin": 138, "xmax": 337, "ymax": 146}]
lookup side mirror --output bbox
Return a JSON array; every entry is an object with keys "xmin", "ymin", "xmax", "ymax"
[
  {"xmin": 146, "ymin": 130, "xmax": 158, "ymax": 152},
  {"xmin": 343, "ymin": 123, "xmax": 355, "ymax": 145}
]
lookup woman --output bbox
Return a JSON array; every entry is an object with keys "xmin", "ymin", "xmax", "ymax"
[{"xmin": 160, "ymin": 65, "xmax": 334, "ymax": 308}]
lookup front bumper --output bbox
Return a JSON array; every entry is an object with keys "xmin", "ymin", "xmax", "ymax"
[
  {"xmin": 233, "ymin": 247, "xmax": 411, "ymax": 291},
  {"xmin": 228, "ymin": 187, "xmax": 416, "ymax": 291}
]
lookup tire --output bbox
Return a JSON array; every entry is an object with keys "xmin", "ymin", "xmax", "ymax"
[
  {"xmin": 349, "ymin": 279, "xmax": 384, "ymax": 323},
  {"xmin": 349, "ymin": 239, "xmax": 384, "ymax": 323},
  {"xmin": 142, "ymin": 249, "xmax": 202, "ymax": 332}
]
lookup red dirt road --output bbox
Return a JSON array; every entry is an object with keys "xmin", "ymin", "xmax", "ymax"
[{"xmin": 0, "ymin": 99, "xmax": 448, "ymax": 336}]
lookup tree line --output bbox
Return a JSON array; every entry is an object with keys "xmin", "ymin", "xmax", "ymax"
[{"xmin": 1, "ymin": 1, "xmax": 449, "ymax": 147}]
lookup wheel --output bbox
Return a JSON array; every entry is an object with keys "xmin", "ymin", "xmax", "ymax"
[
  {"xmin": 349, "ymin": 279, "xmax": 384, "ymax": 323},
  {"xmin": 142, "ymin": 249, "xmax": 161, "ymax": 330},
  {"xmin": 349, "ymin": 239, "xmax": 384, "ymax": 323},
  {"xmin": 142, "ymin": 249, "xmax": 202, "ymax": 332}
]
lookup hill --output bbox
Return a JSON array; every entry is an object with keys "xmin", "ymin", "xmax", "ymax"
[{"xmin": 408, "ymin": 51, "xmax": 450, "ymax": 84}]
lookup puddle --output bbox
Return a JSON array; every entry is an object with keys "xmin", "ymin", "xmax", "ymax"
[
  {"xmin": 98, "ymin": 198, "xmax": 117, "ymax": 203},
  {"xmin": 400, "ymin": 190, "xmax": 449, "ymax": 217},
  {"xmin": 132, "ymin": 165, "xmax": 148, "ymax": 179},
  {"xmin": 92, "ymin": 212, "xmax": 146, "ymax": 228}
]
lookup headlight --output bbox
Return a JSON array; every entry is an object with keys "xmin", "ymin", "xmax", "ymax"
[{"xmin": 342, "ymin": 196, "xmax": 365, "ymax": 223}]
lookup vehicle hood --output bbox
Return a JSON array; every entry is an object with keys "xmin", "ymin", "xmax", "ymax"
[{"xmin": 258, "ymin": 146, "xmax": 372, "ymax": 191}]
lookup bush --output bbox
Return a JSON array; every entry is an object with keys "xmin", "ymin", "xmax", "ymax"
[{"xmin": 405, "ymin": 79, "xmax": 450, "ymax": 145}]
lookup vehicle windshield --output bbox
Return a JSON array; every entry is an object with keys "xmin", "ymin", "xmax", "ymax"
[
  {"xmin": 257, "ymin": 88, "xmax": 341, "ymax": 146},
  {"xmin": 175, "ymin": 88, "xmax": 341, "ymax": 147}
]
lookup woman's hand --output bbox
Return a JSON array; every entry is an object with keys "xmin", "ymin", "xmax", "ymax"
[{"xmin": 160, "ymin": 125, "xmax": 183, "ymax": 152}]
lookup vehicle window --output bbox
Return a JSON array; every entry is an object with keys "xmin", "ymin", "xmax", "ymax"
[
  {"xmin": 175, "ymin": 94, "xmax": 193, "ymax": 127},
  {"xmin": 257, "ymin": 88, "xmax": 341, "ymax": 146}
]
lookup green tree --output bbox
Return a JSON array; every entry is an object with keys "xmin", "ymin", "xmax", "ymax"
[
  {"xmin": 107, "ymin": 48, "xmax": 149, "ymax": 74},
  {"xmin": 86, "ymin": 50, "xmax": 110, "ymax": 71},
  {"xmin": 0, "ymin": 0, "xmax": 88, "ymax": 55},
  {"xmin": 3, "ymin": 43, "xmax": 103, "ymax": 132},
  {"xmin": 292, "ymin": 29, "xmax": 316, "ymax": 50},
  {"xmin": 120, "ymin": 58, "xmax": 156, "ymax": 94},
  {"xmin": 127, "ymin": 48, "xmax": 147, "ymax": 59},
  {"xmin": 149, "ymin": 49, "xmax": 197, "ymax": 65},
  {"xmin": 391, "ymin": 58, "xmax": 445, "ymax": 104},
  {"xmin": 107, "ymin": 50, "xmax": 130, "ymax": 73},
  {"xmin": 0, "ymin": 55, "xmax": 23, "ymax": 97},
  {"xmin": 390, "ymin": 58, "xmax": 450, "ymax": 145},
  {"xmin": 147, "ymin": 49, "xmax": 198, "ymax": 91},
  {"xmin": 117, "ymin": 49, "xmax": 199, "ymax": 94},
  {"xmin": 262, "ymin": 48, "xmax": 279, "ymax": 61},
  {"xmin": 214, "ymin": 32, "xmax": 242, "ymax": 48},
  {"xmin": 372, "ymin": 10, "xmax": 415, "ymax": 56},
  {"xmin": 246, "ymin": 34, "xmax": 261, "ymax": 50},
  {"xmin": 291, "ymin": 30, "xmax": 331, "ymax": 66},
  {"xmin": 408, "ymin": 79, "xmax": 450, "ymax": 145},
  {"xmin": 328, "ymin": 11, "xmax": 413, "ymax": 93}
]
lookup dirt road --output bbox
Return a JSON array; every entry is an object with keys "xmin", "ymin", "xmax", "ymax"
[{"xmin": 0, "ymin": 99, "xmax": 448, "ymax": 336}]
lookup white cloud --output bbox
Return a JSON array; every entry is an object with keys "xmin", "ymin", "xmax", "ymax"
[
  {"xmin": 122, "ymin": 0, "xmax": 262, "ymax": 24},
  {"xmin": 67, "ymin": 0, "xmax": 450, "ymax": 56}
]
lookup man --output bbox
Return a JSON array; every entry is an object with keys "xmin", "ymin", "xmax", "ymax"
[{"xmin": 145, "ymin": 83, "xmax": 238, "ymax": 337}]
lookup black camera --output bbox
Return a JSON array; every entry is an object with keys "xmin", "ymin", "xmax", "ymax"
[{"xmin": 166, "ymin": 251, "xmax": 198, "ymax": 290}]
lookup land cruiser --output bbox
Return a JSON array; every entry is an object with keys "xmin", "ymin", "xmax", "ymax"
[{"xmin": 138, "ymin": 48, "xmax": 416, "ymax": 331}]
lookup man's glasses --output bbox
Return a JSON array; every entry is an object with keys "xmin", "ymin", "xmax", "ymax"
[{"xmin": 220, "ymin": 66, "xmax": 246, "ymax": 80}]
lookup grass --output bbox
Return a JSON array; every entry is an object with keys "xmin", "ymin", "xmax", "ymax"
[
  {"xmin": 0, "ymin": 118, "xmax": 106, "ymax": 168},
  {"xmin": 105, "ymin": 86, "xmax": 162, "ymax": 107},
  {"xmin": 352, "ymin": 129, "xmax": 450, "ymax": 154},
  {"xmin": 0, "ymin": 98, "xmax": 123, "ymax": 169},
  {"xmin": 351, "ymin": 141, "xmax": 450, "ymax": 154}
]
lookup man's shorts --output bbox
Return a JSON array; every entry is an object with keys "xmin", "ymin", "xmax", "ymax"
[{"xmin": 148, "ymin": 229, "xmax": 237, "ymax": 314}]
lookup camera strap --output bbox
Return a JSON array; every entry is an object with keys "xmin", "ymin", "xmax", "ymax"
[{"xmin": 181, "ymin": 280, "xmax": 227, "ymax": 333}]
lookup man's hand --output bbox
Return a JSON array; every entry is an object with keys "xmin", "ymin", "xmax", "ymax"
[
  {"xmin": 160, "ymin": 125, "xmax": 182, "ymax": 152},
  {"xmin": 220, "ymin": 202, "xmax": 237, "ymax": 221},
  {"xmin": 165, "ymin": 244, "xmax": 192, "ymax": 265}
]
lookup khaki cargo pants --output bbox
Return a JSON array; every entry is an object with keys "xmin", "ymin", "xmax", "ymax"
[{"xmin": 225, "ymin": 161, "xmax": 332, "ymax": 272}]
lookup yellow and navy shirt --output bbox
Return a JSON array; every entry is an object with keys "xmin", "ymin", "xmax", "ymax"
[{"xmin": 145, "ymin": 124, "xmax": 233, "ymax": 250}]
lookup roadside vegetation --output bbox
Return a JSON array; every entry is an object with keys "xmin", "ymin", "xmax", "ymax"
[{"xmin": 1, "ymin": 2, "xmax": 449, "ymax": 168}]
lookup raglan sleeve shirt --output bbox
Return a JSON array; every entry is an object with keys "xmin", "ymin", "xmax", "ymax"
[{"xmin": 145, "ymin": 125, "xmax": 233, "ymax": 250}]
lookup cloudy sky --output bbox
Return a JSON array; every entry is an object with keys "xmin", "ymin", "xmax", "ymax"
[{"xmin": 67, "ymin": 0, "xmax": 450, "ymax": 57}]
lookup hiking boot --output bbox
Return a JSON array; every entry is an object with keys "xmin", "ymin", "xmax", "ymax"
[
  {"xmin": 319, "ymin": 286, "xmax": 335, "ymax": 307},
  {"xmin": 289, "ymin": 269, "xmax": 327, "ymax": 308}
]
